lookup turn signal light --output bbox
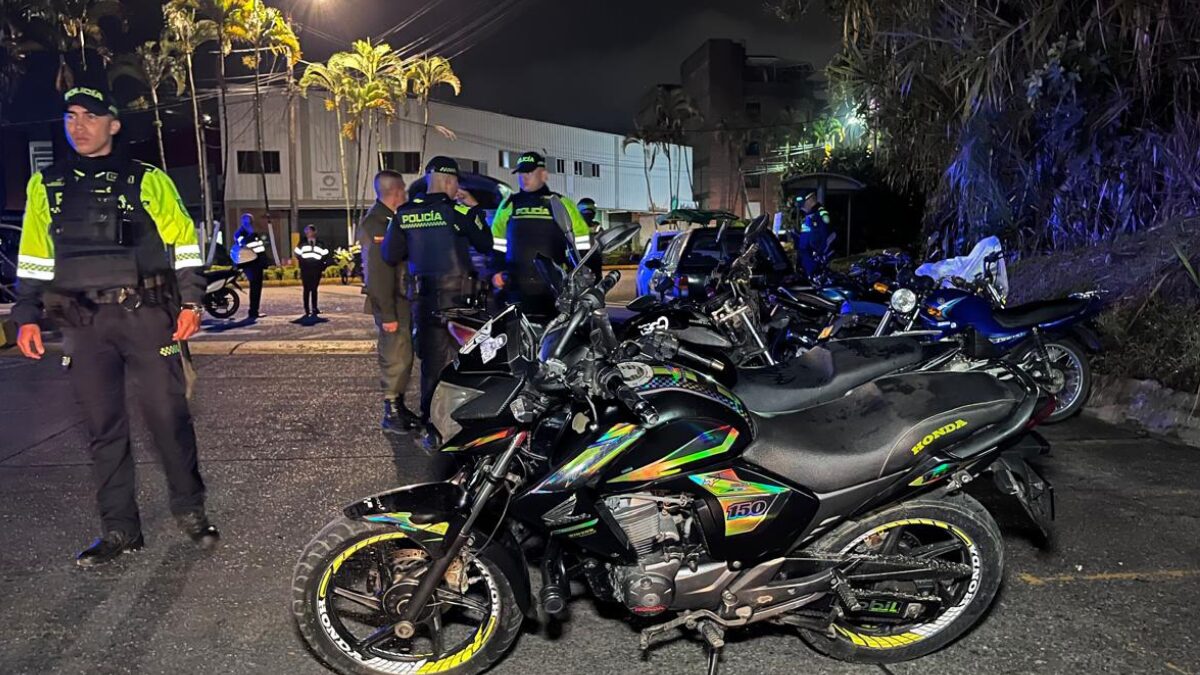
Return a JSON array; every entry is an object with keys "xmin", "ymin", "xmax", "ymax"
[
  {"xmin": 926, "ymin": 306, "xmax": 943, "ymax": 319},
  {"xmin": 873, "ymin": 282, "xmax": 889, "ymax": 293}
]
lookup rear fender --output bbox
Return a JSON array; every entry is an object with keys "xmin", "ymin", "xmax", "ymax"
[{"xmin": 342, "ymin": 481, "xmax": 534, "ymax": 617}]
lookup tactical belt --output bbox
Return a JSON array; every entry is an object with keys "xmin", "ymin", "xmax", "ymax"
[{"xmin": 80, "ymin": 273, "xmax": 174, "ymax": 308}]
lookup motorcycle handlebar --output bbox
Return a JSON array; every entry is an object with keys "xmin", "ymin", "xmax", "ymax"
[{"xmin": 677, "ymin": 345, "xmax": 725, "ymax": 373}]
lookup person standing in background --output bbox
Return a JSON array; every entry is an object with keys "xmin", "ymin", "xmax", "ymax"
[
  {"xmin": 294, "ymin": 225, "xmax": 331, "ymax": 319},
  {"xmin": 359, "ymin": 170, "xmax": 421, "ymax": 434},
  {"xmin": 232, "ymin": 213, "xmax": 270, "ymax": 319}
]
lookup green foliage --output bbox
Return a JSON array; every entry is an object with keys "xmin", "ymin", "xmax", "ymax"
[{"xmin": 814, "ymin": 0, "xmax": 1200, "ymax": 254}]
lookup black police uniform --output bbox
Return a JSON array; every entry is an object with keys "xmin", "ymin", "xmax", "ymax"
[
  {"xmin": 12, "ymin": 150, "xmax": 212, "ymax": 552},
  {"xmin": 294, "ymin": 236, "xmax": 332, "ymax": 316},
  {"xmin": 381, "ymin": 192, "xmax": 492, "ymax": 420},
  {"xmin": 233, "ymin": 227, "xmax": 270, "ymax": 317}
]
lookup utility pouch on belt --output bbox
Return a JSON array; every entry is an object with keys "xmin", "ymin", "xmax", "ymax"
[{"xmin": 45, "ymin": 291, "xmax": 95, "ymax": 328}]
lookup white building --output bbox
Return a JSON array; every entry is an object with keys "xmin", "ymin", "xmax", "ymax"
[{"xmin": 221, "ymin": 86, "xmax": 694, "ymax": 249}]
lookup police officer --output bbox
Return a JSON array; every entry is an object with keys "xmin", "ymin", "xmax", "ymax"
[
  {"xmin": 293, "ymin": 224, "xmax": 331, "ymax": 318},
  {"xmin": 232, "ymin": 213, "xmax": 270, "ymax": 318},
  {"xmin": 491, "ymin": 151, "xmax": 592, "ymax": 320},
  {"xmin": 12, "ymin": 87, "xmax": 219, "ymax": 567},
  {"xmin": 360, "ymin": 170, "xmax": 420, "ymax": 433},
  {"xmin": 793, "ymin": 191, "xmax": 834, "ymax": 278},
  {"xmin": 382, "ymin": 157, "xmax": 491, "ymax": 438}
]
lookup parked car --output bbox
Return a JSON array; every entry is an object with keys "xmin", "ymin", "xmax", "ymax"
[
  {"xmin": 636, "ymin": 230, "xmax": 678, "ymax": 295},
  {"xmin": 648, "ymin": 226, "xmax": 746, "ymax": 299}
]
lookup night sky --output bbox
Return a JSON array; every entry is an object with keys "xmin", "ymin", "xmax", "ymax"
[
  {"xmin": 256, "ymin": 0, "xmax": 840, "ymax": 133},
  {"xmin": 10, "ymin": 0, "xmax": 840, "ymax": 135}
]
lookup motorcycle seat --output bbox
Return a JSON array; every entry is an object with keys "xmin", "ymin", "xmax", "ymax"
[
  {"xmin": 992, "ymin": 298, "xmax": 1088, "ymax": 329},
  {"xmin": 733, "ymin": 337, "xmax": 926, "ymax": 416},
  {"xmin": 202, "ymin": 268, "xmax": 240, "ymax": 282},
  {"xmin": 742, "ymin": 372, "xmax": 1022, "ymax": 494}
]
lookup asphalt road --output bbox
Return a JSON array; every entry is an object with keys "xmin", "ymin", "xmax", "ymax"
[{"xmin": 0, "ymin": 298, "xmax": 1197, "ymax": 675}]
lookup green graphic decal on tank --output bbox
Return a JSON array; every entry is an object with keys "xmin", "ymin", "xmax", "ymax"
[
  {"xmin": 532, "ymin": 423, "xmax": 645, "ymax": 493},
  {"xmin": 637, "ymin": 366, "xmax": 748, "ymax": 421},
  {"xmin": 609, "ymin": 425, "xmax": 740, "ymax": 484},
  {"xmin": 443, "ymin": 427, "xmax": 516, "ymax": 453}
]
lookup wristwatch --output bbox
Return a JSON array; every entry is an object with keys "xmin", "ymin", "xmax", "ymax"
[{"xmin": 181, "ymin": 302, "xmax": 204, "ymax": 316}]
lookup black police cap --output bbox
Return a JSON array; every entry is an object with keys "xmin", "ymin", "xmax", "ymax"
[
  {"xmin": 64, "ymin": 87, "xmax": 120, "ymax": 118},
  {"xmin": 513, "ymin": 151, "xmax": 546, "ymax": 174},
  {"xmin": 425, "ymin": 156, "xmax": 460, "ymax": 177}
]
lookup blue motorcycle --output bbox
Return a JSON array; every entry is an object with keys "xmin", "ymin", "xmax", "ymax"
[{"xmin": 863, "ymin": 249, "xmax": 1103, "ymax": 423}]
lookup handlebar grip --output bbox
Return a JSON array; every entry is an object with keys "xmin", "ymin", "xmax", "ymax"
[
  {"xmin": 614, "ymin": 384, "xmax": 659, "ymax": 425},
  {"xmin": 600, "ymin": 270, "xmax": 621, "ymax": 294},
  {"xmin": 677, "ymin": 345, "xmax": 725, "ymax": 373}
]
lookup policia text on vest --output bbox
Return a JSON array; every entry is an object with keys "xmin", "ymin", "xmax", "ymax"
[
  {"xmin": 381, "ymin": 156, "xmax": 492, "ymax": 430},
  {"xmin": 13, "ymin": 87, "xmax": 218, "ymax": 567}
]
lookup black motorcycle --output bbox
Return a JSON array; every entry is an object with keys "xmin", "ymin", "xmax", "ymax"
[{"xmin": 292, "ymin": 225, "xmax": 1054, "ymax": 675}]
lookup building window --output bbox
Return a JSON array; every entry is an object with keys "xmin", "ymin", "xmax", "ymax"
[
  {"xmin": 745, "ymin": 101, "xmax": 762, "ymax": 121},
  {"xmin": 590, "ymin": 162, "xmax": 601, "ymax": 178},
  {"xmin": 544, "ymin": 156, "xmax": 565, "ymax": 174},
  {"xmin": 745, "ymin": 141, "xmax": 761, "ymax": 157},
  {"xmin": 498, "ymin": 150, "xmax": 518, "ymax": 169},
  {"xmin": 237, "ymin": 150, "xmax": 281, "ymax": 174},
  {"xmin": 744, "ymin": 174, "xmax": 762, "ymax": 188},
  {"xmin": 574, "ymin": 160, "xmax": 585, "ymax": 176},
  {"xmin": 379, "ymin": 151, "xmax": 422, "ymax": 174},
  {"xmin": 453, "ymin": 157, "xmax": 486, "ymax": 175}
]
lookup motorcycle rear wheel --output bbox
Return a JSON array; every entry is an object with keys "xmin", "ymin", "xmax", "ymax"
[
  {"xmin": 291, "ymin": 517, "xmax": 523, "ymax": 675},
  {"xmin": 1014, "ymin": 337, "xmax": 1091, "ymax": 424},
  {"xmin": 798, "ymin": 494, "xmax": 1003, "ymax": 664},
  {"xmin": 204, "ymin": 288, "xmax": 240, "ymax": 319}
]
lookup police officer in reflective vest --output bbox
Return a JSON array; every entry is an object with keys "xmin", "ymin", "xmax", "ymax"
[
  {"xmin": 381, "ymin": 157, "xmax": 492, "ymax": 436},
  {"xmin": 293, "ymin": 225, "xmax": 331, "ymax": 318},
  {"xmin": 793, "ymin": 191, "xmax": 834, "ymax": 279},
  {"xmin": 232, "ymin": 213, "xmax": 270, "ymax": 318},
  {"xmin": 491, "ymin": 151, "xmax": 592, "ymax": 320},
  {"xmin": 12, "ymin": 87, "xmax": 219, "ymax": 567}
]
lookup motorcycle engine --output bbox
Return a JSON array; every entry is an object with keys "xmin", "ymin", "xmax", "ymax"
[{"xmin": 603, "ymin": 494, "xmax": 693, "ymax": 617}]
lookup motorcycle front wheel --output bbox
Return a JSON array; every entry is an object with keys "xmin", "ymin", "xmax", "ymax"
[
  {"xmin": 798, "ymin": 494, "xmax": 1004, "ymax": 664},
  {"xmin": 204, "ymin": 288, "xmax": 240, "ymax": 319},
  {"xmin": 291, "ymin": 517, "xmax": 523, "ymax": 675}
]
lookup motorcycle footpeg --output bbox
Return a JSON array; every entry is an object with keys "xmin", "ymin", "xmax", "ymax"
[
  {"xmin": 539, "ymin": 583, "xmax": 567, "ymax": 616},
  {"xmin": 831, "ymin": 571, "xmax": 862, "ymax": 611}
]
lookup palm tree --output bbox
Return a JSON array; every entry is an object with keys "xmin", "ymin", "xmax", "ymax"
[
  {"xmin": 622, "ymin": 132, "xmax": 660, "ymax": 212},
  {"xmin": 649, "ymin": 87, "xmax": 700, "ymax": 209},
  {"xmin": 226, "ymin": 0, "xmax": 300, "ymax": 262},
  {"xmin": 22, "ymin": 0, "xmax": 124, "ymax": 91},
  {"xmin": 163, "ymin": 3, "xmax": 217, "ymax": 253},
  {"xmin": 108, "ymin": 39, "xmax": 185, "ymax": 170},
  {"xmin": 403, "ymin": 55, "xmax": 461, "ymax": 165},
  {"xmin": 299, "ymin": 58, "xmax": 355, "ymax": 242},
  {"xmin": 171, "ymin": 0, "xmax": 237, "ymax": 182},
  {"xmin": 333, "ymin": 39, "xmax": 407, "ymax": 216}
]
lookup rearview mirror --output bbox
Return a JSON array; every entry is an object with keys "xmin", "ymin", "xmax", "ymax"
[{"xmin": 594, "ymin": 223, "xmax": 640, "ymax": 253}]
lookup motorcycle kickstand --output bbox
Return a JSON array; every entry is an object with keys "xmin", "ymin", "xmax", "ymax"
[{"xmin": 698, "ymin": 620, "xmax": 725, "ymax": 675}]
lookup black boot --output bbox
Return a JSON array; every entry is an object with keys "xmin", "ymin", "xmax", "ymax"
[
  {"xmin": 175, "ymin": 510, "xmax": 221, "ymax": 550},
  {"xmin": 76, "ymin": 530, "xmax": 144, "ymax": 568},
  {"xmin": 383, "ymin": 399, "xmax": 422, "ymax": 434}
]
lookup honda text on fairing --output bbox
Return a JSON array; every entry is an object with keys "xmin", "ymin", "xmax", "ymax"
[{"xmin": 291, "ymin": 224, "xmax": 1054, "ymax": 675}]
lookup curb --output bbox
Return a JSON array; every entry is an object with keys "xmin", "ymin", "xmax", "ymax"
[
  {"xmin": 188, "ymin": 340, "xmax": 376, "ymax": 355},
  {"xmin": 1084, "ymin": 374, "xmax": 1200, "ymax": 447}
]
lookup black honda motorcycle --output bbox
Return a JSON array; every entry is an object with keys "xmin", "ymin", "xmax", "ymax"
[{"xmin": 291, "ymin": 225, "xmax": 1053, "ymax": 675}]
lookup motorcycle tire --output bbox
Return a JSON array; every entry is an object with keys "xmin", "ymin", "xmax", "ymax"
[
  {"xmin": 798, "ymin": 494, "xmax": 1003, "ymax": 664},
  {"xmin": 291, "ymin": 516, "xmax": 523, "ymax": 675},
  {"xmin": 1014, "ymin": 337, "xmax": 1091, "ymax": 424},
  {"xmin": 204, "ymin": 288, "xmax": 240, "ymax": 319}
]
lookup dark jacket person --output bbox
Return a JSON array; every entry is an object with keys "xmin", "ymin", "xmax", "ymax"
[{"xmin": 382, "ymin": 156, "xmax": 492, "ymax": 438}]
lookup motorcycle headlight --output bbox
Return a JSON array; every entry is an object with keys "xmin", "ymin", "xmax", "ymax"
[
  {"xmin": 429, "ymin": 382, "xmax": 484, "ymax": 445},
  {"xmin": 890, "ymin": 288, "xmax": 918, "ymax": 315}
]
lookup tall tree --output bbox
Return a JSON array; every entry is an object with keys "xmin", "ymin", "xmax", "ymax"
[
  {"xmin": 333, "ymin": 39, "xmax": 407, "ymax": 216},
  {"xmin": 299, "ymin": 58, "xmax": 355, "ymax": 243},
  {"xmin": 22, "ymin": 0, "xmax": 124, "ymax": 91},
  {"xmin": 404, "ymin": 55, "xmax": 460, "ymax": 165},
  {"xmin": 108, "ymin": 39, "xmax": 185, "ymax": 170},
  {"xmin": 163, "ymin": 3, "xmax": 217, "ymax": 250},
  {"xmin": 225, "ymin": 0, "xmax": 300, "ymax": 263}
]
